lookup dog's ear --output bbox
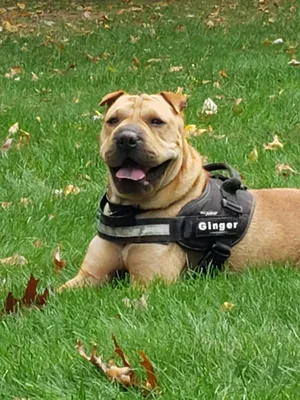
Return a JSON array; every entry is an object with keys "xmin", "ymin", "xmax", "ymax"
[
  {"xmin": 99, "ymin": 90, "xmax": 126, "ymax": 108},
  {"xmin": 160, "ymin": 91, "xmax": 188, "ymax": 114}
]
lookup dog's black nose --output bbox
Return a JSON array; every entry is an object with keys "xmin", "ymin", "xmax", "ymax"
[{"xmin": 115, "ymin": 131, "xmax": 139, "ymax": 149}]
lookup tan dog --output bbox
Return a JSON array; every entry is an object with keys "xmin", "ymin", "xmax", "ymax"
[{"xmin": 60, "ymin": 91, "xmax": 300, "ymax": 290}]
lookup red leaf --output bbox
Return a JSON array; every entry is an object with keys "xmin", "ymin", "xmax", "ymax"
[
  {"xmin": 4, "ymin": 292, "xmax": 18, "ymax": 313},
  {"xmin": 112, "ymin": 334, "xmax": 140, "ymax": 386},
  {"xmin": 21, "ymin": 274, "xmax": 39, "ymax": 304},
  {"xmin": 139, "ymin": 350, "xmax": 158, "ymax": 391}
]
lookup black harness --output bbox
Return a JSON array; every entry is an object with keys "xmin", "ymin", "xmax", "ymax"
[{"xmin": 97, "ymin": 163, "xmax": 255, "ymax": 270}]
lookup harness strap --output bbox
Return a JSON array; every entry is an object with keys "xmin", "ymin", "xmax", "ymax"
[{"xmin": 96, "ymin": 163, "xmax": 255, "ymax": 272}]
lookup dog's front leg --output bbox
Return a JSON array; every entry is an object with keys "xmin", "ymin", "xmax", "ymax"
[
  {"xmin": 123, "ymin": 243, "xmax": 187, "ymax": 285},
  {"xmin": 59, "ymin": 236, "xmax": 124, "ymax": 291}
]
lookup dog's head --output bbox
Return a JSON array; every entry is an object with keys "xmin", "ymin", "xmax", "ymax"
[{"xmin": 99, "ymin": 90, "xmax": 187, "ymax": 202}]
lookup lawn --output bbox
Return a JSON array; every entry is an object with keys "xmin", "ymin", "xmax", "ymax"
[{"xmin": 1, "ymin": 0, "xmax": 300, "ymax": 398}]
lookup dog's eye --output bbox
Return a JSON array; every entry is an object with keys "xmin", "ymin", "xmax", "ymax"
[
  {"xmin": 151, "ymin": 118, "xmax": 165, "ymax": 126},
  {"xmin": 106, "ymin": 117, "xmax": 119, "ymax": 125}
]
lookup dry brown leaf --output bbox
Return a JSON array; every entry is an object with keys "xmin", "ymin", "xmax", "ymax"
[
  {"xmin": 220, "ymin": 301, "xmax": 235, "ymax": 311},
  {"xmin": 235, "ymin": 98, "xmax": 243, "ymax": 106},
  {"xmin": 17, "ymin": 2, "xmax": 26, "ymax": 10},
  {"xmin": 248, "ymin": 148, "xmax": 258, "ymax": 161},
  {"xmin": 169, "ymin": 65, "xmax": 184, "ymax": 73},
  {"xmin": 31, "ymin": 72, "xmax": 39, "ymax": 81},
  {"xmin": 0, "ymin": 138, "xmax": 13, "ymax": 152},
  {"xmin": 34, "ymin": 239, "xmax": 43, "ymax": 248},
  {"xmin": 8, "ymin": 122, "xmax": 19, "ymax": 136},
  {"xmin": 276, "ymin": 163, "xmax": 296, "ymax": 176},
  {"xmin": 64, "ymin": 184, "xmax": 80, "ymax": 195},
  {"xmin": 263, "ymin": 135, "xmax": 284, "ymax": 150},
  {"xmin": 206, "ymin": 20, "xmax": 215, "ymax": 29},
  {"xmin": 0, "ymin": 202, "xmax": 11, "ymax": 209},
  {"xmin": 176, "ymin": 86, "xmax": 184, "ymax": 94},
  {"xmin": 263, "ymin": 38, "xmax": 272, "ymax": 46},
  {"xmin": 76, "ymin": 336, "xmax": 158, "ymax": 393},
  {"xmin": 185, "ymin": 124, "xmax": 207, "ymax": 137},
  {"xmin": 213, "ymin": 80, "xmax": 221, "ymax": 89},
  {"xmin": 53, "ymin": 246, "xmax": 66, "ymax": 273},
  {"xmin": 2, "ymin": 275, "xmax": 49, "ymax": 314},
  {"xmin": 3, "ymin": 20, "xmax": 18, "ymax": 33},
  {"xmin": 139, "ymin": 351, "xmax": 159, "ymax": 392},
  {"xmin": 202, "ymin": 80, "xmax": 211, "ymax": 85},
  {"xmin": 0, "ymin": 254, "xmax": 28, "ymax": 265},
  {"xmin": 219, "ymin": 69, "xmax": 228, "ymax": 78},
  {"xmin": 130, "ymin": 35, "xmax": 140, "ymax": 44},
  {"xmin": 133, "ymin": 57, "xmax": 140, "ymax": 68},
  {"xmin": 20, "ymin": 197, "xmax": 31, "ymax": 207},
  {"xmin": 86, "ymin": 53, "xmax": 100, "ymax": 63},
  {"xmin": 83, "ymin": 10, "xmax": 91, "ymax": 19},
  {"xmin": 5, "ymin": 65, "xmax": 23, "ymax": 79}
]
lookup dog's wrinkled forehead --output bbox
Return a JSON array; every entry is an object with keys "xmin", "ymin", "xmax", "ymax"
[
  {"xmin": 101, "ymin": 91, "xmax": 187, "ymax": 122},
  {"xmin": 105, "ymin": 94, "xmax": 176, "ymax": 120}
]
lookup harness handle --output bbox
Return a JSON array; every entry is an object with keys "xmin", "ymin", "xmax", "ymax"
[{"xmin": 203, "ymin": 163, "xmax": 241, "ymax": 180}]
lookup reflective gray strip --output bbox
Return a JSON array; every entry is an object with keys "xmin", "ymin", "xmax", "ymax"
[{"xmin": 97, "ymin": 220, "xmax": 170, "ymax": 238}]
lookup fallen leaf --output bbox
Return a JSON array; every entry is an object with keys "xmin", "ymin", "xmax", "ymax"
[
  {"xmin": 53, "ymin": 246, "xmax": 66, "ymax": 273},
  {"xmin": 263, "ymin": 39, "xmax": 272, "ymax": 46},
  {"xmin": 219, "ymin": 69, "xmax": 228, "ymax": 78},
  {"xmin": 36, "ymin": 116, "xmax": 41, "ymax": 123},
  {"xmin": 213, "ymin": 80, "xmax": 221, "ymax": 89},
  {"xmin": 5, "ymin": 65, "xmax": 23, "ymax": 79},
  {"xmin": 130, "ymin": 35, "xmax": 140, "ymax": 44},
  {"xmin": 263, "ymin": 135, "xmax": 284, "ymax": 150},
  {"xmin": 206, "ymin": 20, "xmax": 215, "ymax": 29},
  {"xmin": 176, "ymin": 86, "xmax": 184, "ymax": 94},
  {"xmin": 2, "ymin": 275, "xmax": 49, "ymax": 313},
  {"xmin": 133, "ymin": 294, "xmax": 148, "ymax": 309},
  {"xmin": 202, "ymin": 80, "xmax": 211, "ymax": 85},
  {"xmin": 139, "ymin": 351, "xmax": 159, "ymax": 391},
  {"xmin": 169, "ymin": 65, "xmax": 184, "ymax": 72},
  {"xmin": 34, "ymin": 239, "xmax": 43, "ymax": 248},
  {"xmin": 0, "ymin": 202, "xmax": 11, "ymax": 209},
  {"xmin": 76, "ymin": 335, "xmax": 158, "ymax": 393},
  {"xmin": 31, "ymin": 72, "xmax": 39, "ymax": 81},
  {"xmin": 86, "ymin": 53, "xmax": 100, "ymax": 63},
  {"xmin": 3, "ymin": 20, "xmax": 18, "ymax": 33},
  {"xmin": 20, "ymin": 197, "xmax": 31, "ymax": 207},
  {"xmin": 276, "ymin": 163, "xmax": 296, "ymax": 176},
  {"xmin": 220, "ymin": 301, "xmax": 235, "ymax": 311},
  {"xmin": 146, "ymin": 58, "xmax": 162, "ymax": 65},
  {"xmin": 133, "ymin": 56, "xmax": 140, "ymax": 68},
  {"xmin": 17, "ymin": 3, "xmax": 26, "ymax": 10},
  {"xmin": 185, "ymin": 124, "xmax": 207, "ymax": 137},
  {"xmin": 64, "ymin": 184, "xmax": 80, "ymax": 195},
  {"xmin": 288, "ymin": 59, "xmax": 300, "ymax": 66},
  {"xmin": 248, "ymin": 148, "xmax": 258, "ymax": 161},
  {"xmin": 0, "ymin": 254, "xmax": 28, "ymax": 265},
  {"xmin": 202, "ymin": 98, "xmax": 218, "ymax": 115},
  {"xmin": 0, "ymin": 138, "xmax": 13, "ymax": 152},
  {"xmin": 122, "ymin": 297, "xmax": 131, "ymax": 308},
  {"xmin": 83, "ymin": 10, "xmax": 91, "ymax": 19},
  {"xmin": 235, "ymin": 98, "xmax": 243, "ymax": 106},
  {"xmin": 8, "ymin": 122, "xmax": 19, "ymax": 136}
]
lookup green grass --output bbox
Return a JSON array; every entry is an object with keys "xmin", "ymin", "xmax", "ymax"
[{"xmin": 1, "ymin": 0, "xmax": 300, "ymax": 398}]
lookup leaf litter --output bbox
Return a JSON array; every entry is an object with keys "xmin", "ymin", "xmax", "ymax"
[
  {"xmin": 76, "ymin": 334, "xmax": 160, "ymax": 395},
  {"xmin": 1, "ymin": 275, "xmax": 49, "ymax": 314}
]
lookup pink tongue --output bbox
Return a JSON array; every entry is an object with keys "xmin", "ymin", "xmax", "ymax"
[{"xmin": 116, "ymin": 167, "xmax": 146, "ymax": 181}]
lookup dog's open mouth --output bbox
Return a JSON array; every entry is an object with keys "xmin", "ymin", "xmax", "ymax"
[{"xmin": 111, "ymin": 159, "xmax": 171, "ymax": 183}]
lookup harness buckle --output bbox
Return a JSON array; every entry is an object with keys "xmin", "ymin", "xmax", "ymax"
[
  {"xmin": 210, "ymin": 242, "xmax": 231, "ymax": 266},
  {"xmin": 222, "ymin": 198, "xmax": 243, "ymax": 214}
]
